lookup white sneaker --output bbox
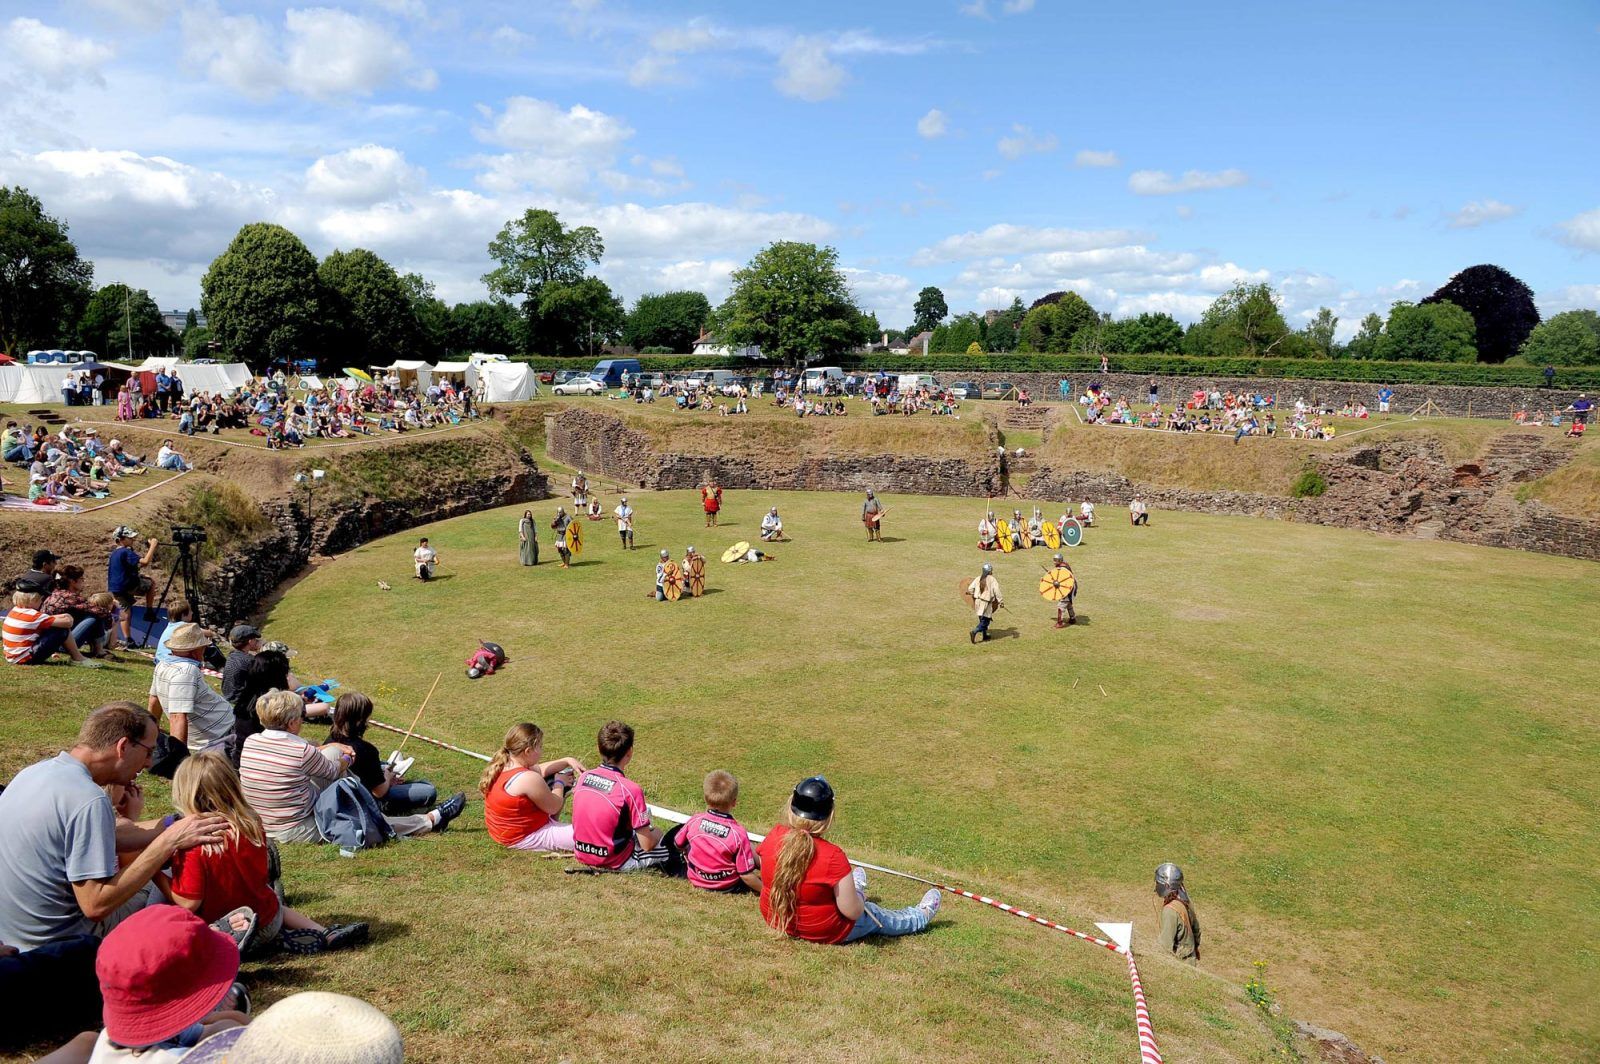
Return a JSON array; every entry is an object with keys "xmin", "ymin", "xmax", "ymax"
[
  {"xmin": 71, "ymin": 658, "xmax": 104, "ymax": 669},
  {"xmin": 852, "ymin": 866, "xmax": 868, "ymax": 895},
  {"xmin": 918, "ymin": 888, "xmax": 941, "ymax": 917}
]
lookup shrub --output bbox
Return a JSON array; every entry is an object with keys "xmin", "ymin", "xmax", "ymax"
[
  {"xmin": 171, "ymin": 482, "xmax": 270, "ymax": 558},
  {"xmin": 1292, "ymin": 468, "xmax": 1328, "ymax": 498}
]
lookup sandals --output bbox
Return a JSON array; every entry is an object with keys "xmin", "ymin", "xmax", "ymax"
[
  {"xmin": 212, "ymin": 907, "xmax": 259, "ymax": 954},
  {"xmin": 277, "ymin": 922, "xmax": 370, "ymax": 955}
]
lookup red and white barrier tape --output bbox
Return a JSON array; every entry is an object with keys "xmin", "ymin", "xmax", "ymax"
[{"xmin": 371, "ymin": 719, "xmax": 1163, "ymax": 1063}]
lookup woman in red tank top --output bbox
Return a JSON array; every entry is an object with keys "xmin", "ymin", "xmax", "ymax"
[{"xmin": 479, "ymin": 723, "xmax": 586, "ymax": 852}]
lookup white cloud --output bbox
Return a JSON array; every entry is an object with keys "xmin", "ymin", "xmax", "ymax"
[
  {"xmin": 1128, "ymin": 168, "xmax": 1249, "ymax": 195},
  {"xmin": 1002, "ymin": 0, "xmax": 1037, "ymax": 10},
  {"xmin": 1446, "ymin": 199, "xmax": 1521, "ymax": 229},
  {"xmin": 962, "ymin": 0, "xmax": 1034, "ymax": 16},
  {"xmin": 1537, "ymin": 284, "xmax": 1600, "ymax": 314},
  {"xmin": 304, "ymin": 145, "xmax": 420, "ymax": 205},
  {"xmin": 1073, "ymin": 149, "xmax": 1119, "ymax": 168},
  {"xmin": 775, "ymin": 37, "xmax": 847, "ymax": 101},
  {"xmin": 179, "ymin": 3, "xmax": 434, "ymax": 101},
  {"xmin": 5, "ymin": 18, "xmax": 115, "ymax": 85},
  {"xmin": 285, "ymin": 8, "xmax": 436, "ymax": 97},
  {"xmin": 84, "ymin": 0, "xmax": 179, "ymax": 29},
  {"xmin": 917, "ymin": 108, "xmax": 948, "ymax": 139},
  {"xmin": 997, "ymin": 124, "xmax": 1057, "ymax": 160},
  {"xmin": 487, "ymin": 25, "xmax": 533, "ymax": 53},
  {"xmin": 1553, "ymin": 207, "xmax": 1600, "ymax": 252},
  {"xmin": 912, "ymin": 224, "xmax": 1145, "ymax": 265},
  {"xmin": 1175, "ymin": 205, "xmax": 1194, "ymax": 219},
  {"xmin": 841, "ymin": 266, "xmax": 915, "ymax": 325},
  {"xmin": 475, "ymin": 96, "xmax": 633, "ymax": 155}
]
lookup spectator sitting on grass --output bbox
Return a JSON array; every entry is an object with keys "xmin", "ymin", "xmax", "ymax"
[
  {"xmin": 156, "ymin": 439, "xmax": 190, "ymax": 471},
  {"xmin": 150, "ymin": 623, "xmax": 237, "ymax": 757},
  {"xmin": 4, "ymin": 583, "xmax": 103, "ymax": 669},
  {"xmin": 327, "ymin": 692, "xmax": 455, "ymax": 819},
  {"xmin": 480, "ymin": 722, "xmax": 585, "ymax": 853},
  {"xmin": 671, "ymin": 770, "xmax": 761, "ymax": 894},
  {"xmin": 0, "ymin": 703, "xmax": 228, "ymax": 951},
  {"xmin": 42, "ymin": 566, "xmax": 112, "ymax": 658}
]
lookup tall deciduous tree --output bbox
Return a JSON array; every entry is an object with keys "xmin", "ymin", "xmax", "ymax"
[
  {"xmin": 911, "ymin": 286, "xmax": 948, "ymax": 334},
  {"xmin": 0, "ymin": 186, "xmax": 93, "ymax": 356},
  {"xmin": 1182, "ymin": 282, "xmax": 1291, "ymax": 357},
  {"xmin": 448, "ymin": 300, "xmax": 522, "ymax": 355},
  {"xmin": 538, "ymin": 276, "xmax": 625, "ymax": 358},
  {"xmin": 319, "ymin": 249, "xmax": 418, "ymax": 364},
  {"xmin": 78, "ymin": 283, "xmax": 172, "ymax": 359},
  {"xmin": 1018, "ymin": 292, "xmax": 1098, "ymax": 352},
  {"xmin": 1345, "ymin": 312, "xmax": 1384, "ymax": 360},
  {"xmin": 713, "ymin": 242, "xmax": 870, "ymax": 362},
  {"xmin": 483, "ymin": 209, "xmax": 610, "ymax": 355},
  {"xmin": 202, "ymin": 223, "xmax": 324, "ymax": 368},
  {"xmin": 1520, "ymin": 310, "xmax": 1600, "ymax": 367},
  {"xmin": 1422, "ymin": 264, "xmax": 1538, "ymax": 364},
  {"xmin": 624, "ymin": 290, "xmax": 712, "ymax": 352},
  {"xmin": 400, "ymin": 272, "xmax": 450, "ymax": 359},
  {"xmin": 1301, "ymin": 307, "xmax": 1339, "ymax": 358},
  {"xmin": 1375, "ymin": 300, "xmax": 1477, "ymax": 363}
]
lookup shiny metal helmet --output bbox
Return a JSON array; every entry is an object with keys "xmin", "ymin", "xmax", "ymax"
[
  {"xmin": 986, "ymin": 510, "xmax": 995, "ymax": 520},
  {"xmin": 659, "ymin": 549, "xmax": 670, "ymax": 559},
  {"xmin": 686, "ymin": 545, "xmax": 695, "ymax": 554},
  {"xmin": 1052, "ymin": 553, "xmax": 1064, "ymax": 565},
  {"xmin": 981, "ymin": 563, "xmax": 993, "ymax": 575},
  {"xmin": 1155, "ymin": 862, "xmax": 1184, "ymax": 894}
]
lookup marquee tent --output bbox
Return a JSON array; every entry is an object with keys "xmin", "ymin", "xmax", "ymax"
[
  {"xmin": 429, "ymin": 360, "xmax": 477, "ymax": 390},
  {"xmin": 476, "ymin": 361, "xmax": 538, "ymax": 402},
  {"xmin": 173, "ymin": 362, "xmax": 252, "ymax": 394},
  {"xmin": 0, "ymin": 364, "xmax": 71, "ymax": 403},
  {"xmin": 374, "ymin": 361, "xmax": 432, "ymax": 390}
]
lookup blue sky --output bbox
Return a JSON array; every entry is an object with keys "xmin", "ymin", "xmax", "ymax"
[{"xmin": 1, "ymin": 0, "xmax": 1596, "ymax": 338}]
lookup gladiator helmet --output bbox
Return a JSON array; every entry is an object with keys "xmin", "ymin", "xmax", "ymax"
[
  {"xmin": 986, "ymin": 510, "xmax": 995, "ymax": 520},
  {"xmin": 866, "ymin": 489, "xmax": 875, "ymax": 498},
  {"xmin": 686, "ymin": 546, "xmax": 695, "ymax": 554}
]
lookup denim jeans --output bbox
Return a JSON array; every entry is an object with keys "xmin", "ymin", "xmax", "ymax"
[
  {"xmin": 2, "ymin": 445, "xmax": 27, "ymax": 462},
  {"xmin": 842, "ymin": 900, "xmax": 933, "ymax": 942},
  {"xmin": 159, "ymin": 455, "xmax": 187, "ymax": 470},
  {"xmin": 971, "ymin": 614, "xmax": 992, "ymax": 639},
  {"xmin": 383, "ymin": 780, "xmax": 437, "ymax": 811}
]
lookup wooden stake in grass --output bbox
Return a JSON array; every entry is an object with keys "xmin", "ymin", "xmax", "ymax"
[
  {"xmin": 396, "ymin": 671, "xmax": 444, "ymax": 755},
  {"xmin": 1098, "ymin": 684, "xmax": 1108, "ymax": 697}
]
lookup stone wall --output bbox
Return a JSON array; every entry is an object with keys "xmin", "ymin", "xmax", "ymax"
[
  {"xmin": 1026, "ymin": 434, "xmax": 1600, "ymax": 562},
  {"xmin": 546, "ymin": 407, "xmax": 1002, "ymax": 497},
  {"xmin": 944, "ymin": 371, "xmax": 1587, "ymax": 421}
]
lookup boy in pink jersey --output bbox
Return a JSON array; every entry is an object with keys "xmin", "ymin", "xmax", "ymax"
[
  {"xmin": 673, "ymin": 770, "xmax": 760, "ymax": 893},
  {"xmin": 571, "ymin": 720, "xmax": 678, "ymax": 873}
]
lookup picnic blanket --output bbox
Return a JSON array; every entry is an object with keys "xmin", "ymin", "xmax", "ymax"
[{"xmin": 0, "ymin": 495, "xmax": 85, "ymax": 513}]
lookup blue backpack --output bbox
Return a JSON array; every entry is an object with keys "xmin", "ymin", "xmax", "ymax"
[{"xmin": 314, "ymin": 778, "xmax": 395, "ymax": 852}]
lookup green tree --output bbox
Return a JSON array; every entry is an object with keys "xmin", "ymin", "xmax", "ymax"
[
  {"xmin": 1375, "ymin": 301, "xmax": 1477, "ymax": 363},
  {"xmin": 201, "ymin": 223, "xmax": 324, "ymax": 369},
  {"xmin": 1018, "ymin": 292, "xmax": 1097, "ymax": 352},
  {"xmin": 184, "ymin": 308, "xmax": 198, "ymax": 333},
  {"xmin": 1183, "ymin": 282, "xmax": 1290, "ymax": 357},
  {"xmin": 911, "ymin": 286, "xmax": 948, "ymax": 334},
  {"xmin": 984, "ymin": 297, "xmax": 1026, "ymax": 353},
  {"xmin": 400, "ymin": 273, "xmax": 450, "ymax": 359},
  {"xmin": 0, "ymin": 186, "xmax": 94, "ymax": 356},
  {"xmin": 1422, "ymin": 264, "xmax": 1539, "ymax": 364},
  {"xmin": 1120, "ymin": 312, "xmax": 1185, "ymax": 353},
  {"xmin": 1520, "ymin": 310, "xmax": 1600, "ymax": 367},
  {"xmin": 1301, "ymin": 307, "xmax": 1339, "ymax": 359},
  {"xmin": 448, "ymin": 300, "xmax": 522, "ymax": 355},
  {"xmin": 538, "ymin": 277, "xmax": 625, "ymax": 358},
  {"xmin": 624, "ymin": 291, "xmax": 712, "ymax": 352},
  {"xmin": 78, "ymin": 283, "xmax": 172, "ymax": 359},
  {"xmin": 1345, "ymin": 312, "xmax": 1384, "ymax": 360},
  {"xmin": 182, "ymin": 326, "xmax": 213, "ymax": 360},
  {"xmin": 712, "ymin": 242, "xmax": 870, "ymax": 363},
  {"xmin": 932, "ymin": 312, "xmax": 982, "ymax": 353},
  {"xmin": 318, "ymin": 249, "xmax": 418, "ymax": 365}
]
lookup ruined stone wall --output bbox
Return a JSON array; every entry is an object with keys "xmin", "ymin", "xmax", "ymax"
[
  {"xmin": 948, "ymin": 371, "xmax": 1587, "ymax": 421},
  {"xmin": 546, "ymin": 407, "xmax": 1002, "ymax": 497}
]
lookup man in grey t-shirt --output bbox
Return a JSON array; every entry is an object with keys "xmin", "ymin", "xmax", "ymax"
[{"xmin": 0, "ymin": 704, "xmax": 227, "ymax": 950}]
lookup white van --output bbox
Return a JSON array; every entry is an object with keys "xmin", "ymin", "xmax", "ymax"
[
  {"xmin": 467, "ymin": 352, "xmax": 512, "ymax": 366},
  {"xmin": 803, "ymin": 366, "xmax": 845, "ymax": 392},
  {"xmin": 896, "ymin": 373, "xmax": 939, "ymax": 394},
  {"xmin": 689, "ymin": 368, "xmax": 736, "ymax": 391}
]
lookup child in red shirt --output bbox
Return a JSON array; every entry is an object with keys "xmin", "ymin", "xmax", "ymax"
[
  {"xmin": 168, "ymin": 752, "xmax": 368, "ymax": 955},
  {"xmin": 673, "ymin": 770, "xmax": 759, "ymax": 893},
  {"xmin": 759, "ymin": 776, "xmax": 940, "ymax": 944}
]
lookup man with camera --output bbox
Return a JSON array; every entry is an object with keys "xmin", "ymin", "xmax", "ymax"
[{"xmin": 107, "ymin": 528, "xmax": 158, "ymax": 649}]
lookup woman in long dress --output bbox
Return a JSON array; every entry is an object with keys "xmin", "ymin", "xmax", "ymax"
[{"xmin": 519, "ymin": 509, "xmax": 538, "ymax": 566}]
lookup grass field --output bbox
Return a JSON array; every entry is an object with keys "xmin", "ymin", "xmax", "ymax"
[{"xmin": 4, "ymin": 488, "xmax": 1597, "ymax": 1061}]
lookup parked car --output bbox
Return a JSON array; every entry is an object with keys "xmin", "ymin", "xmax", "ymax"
[
  {"xmin": 553, "ymin": 375, "xmax": 604, "ymax": 396},
  {"xmin": 552, "ymin": 369, "xmax": 584, "ymax": 386},
  {"xmin": 950, "ymin": 381, "xmax": 978, "ymax": 399},
  {"xmin": 634, "ymin": 372, "xmax": 665, "ymax": 390},
  {"xmin": 591, "ymin": 358, "xmax": 642, "ymax": 387},
  {"xmin": 981, "ymin": 381, "xmax": 1014, "ymax": 400},
  {"xmin": 538, "ymin": 370, "xmax": 556, "ymax": 384}
]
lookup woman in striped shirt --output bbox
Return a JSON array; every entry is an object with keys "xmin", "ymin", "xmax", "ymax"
[{"xmin": 239, "ymin": 690, "xmax": 355, "ymax": 842}]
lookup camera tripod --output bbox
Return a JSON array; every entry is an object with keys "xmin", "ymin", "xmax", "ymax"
[{"xmin": 138, "ymin": 538, "xmax": 204, "ymax": 647}]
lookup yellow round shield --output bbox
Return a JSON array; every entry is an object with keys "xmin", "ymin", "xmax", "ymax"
[
  {"xmin": 565, "ymin": 520, "xmax": 583, "ymax": 556},
  {"xmin": 996, "ymin": 518, "xmax": 1014, "ymax": 553},
  {"xmin": 1039, "ymin": 566, "xmax": 1076, "ymax": 602},
  {"xmin": 1042, "ymin": 521, "xmax": 1060, "ymax": 550}
]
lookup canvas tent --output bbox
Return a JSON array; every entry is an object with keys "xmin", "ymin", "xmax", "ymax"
[
  {"xmin": 429, "ymin": 360, "xmax": 477, "ymax": 391},
  {"xmin": 173, "ymin": 363, "xmax": 251, "ymax": 394},
  {"xmin": 375, "ymin": 361, "xmax": 432, "ymax": 390},
  {"xmin": 477, "ymin": 361, "xmax": 538, "ymax": 402},
  {"xmin": 0, "ymin": 364, "xmax": 72, "ymax": 403}
]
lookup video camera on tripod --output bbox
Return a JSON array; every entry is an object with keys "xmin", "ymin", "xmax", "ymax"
[
  {"xmin": 168, "ymin": 525, "xmax": 208, "ymax": 549},
  {"xmin": 137, "ymin": 524, "xmax": 210, "ymax": 647}
]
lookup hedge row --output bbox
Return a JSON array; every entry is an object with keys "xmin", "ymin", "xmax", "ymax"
[{"xmin": 512, "ymin": 353, "xmax": 1600, "ymax": 389}]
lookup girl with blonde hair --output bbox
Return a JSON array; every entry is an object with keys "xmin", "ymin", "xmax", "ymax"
[
  {"xmin": 480, "ymin": 723, "xmax": 587, "ymax": 852},
  {"xmin": 169, "ymin": 752, "xmax": 368, "ymax": 954},
  {"xmin": 757, "ymin": 777, "xmax": 940, "ymax": 944}
]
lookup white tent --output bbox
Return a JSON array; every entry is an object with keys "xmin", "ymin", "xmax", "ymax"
[
  {"xmin": 174, "ymin": 363, "xmax": 252, "ymax": 395},
  {"xmin": 135, "ymin": 357, "xmax": 181, "ymax": 373},
  {"xmin": 429, "ymin": 360, "xmax": 477, "ymax": 391},
  {"xmin": 477, "ymin": 361, "xmax": 538, "ymax": 402},
  {"xmin": 375, "ymin": 360, "xmax": 432, "ymax": 391},
  {"xmin": 0, "ymin": 364, "xmax": 74, "ymax": 404}
]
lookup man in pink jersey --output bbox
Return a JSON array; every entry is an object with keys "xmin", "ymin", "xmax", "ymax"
[
  {"xmin": 673, "ymin": 770, "xmax": 760, "ymax": 893},
  {"xmin": 570, "ymin": 721, "xmax": 678, "ymax": 873}
]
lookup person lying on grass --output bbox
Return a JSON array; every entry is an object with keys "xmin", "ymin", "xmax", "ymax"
[
  {"xmin": 481, "ymin": 723, "xmax": 587, "ymax": 852},
  {"xmin": 170, "ymin": 753, "xmax": 368, "ymax": 956},
  {"xmin": 571, "ymin": 721, "xmax": 681, "ymax": 873},
  {"xmin": 759, "ymin": 776, "xmax": 940, "ymax": 944},
  {"xmin": 668, "ymin": 770, "xmax": 760, "ymax": 894}
]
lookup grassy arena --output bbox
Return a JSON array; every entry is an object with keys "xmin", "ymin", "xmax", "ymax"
[{"xmin": 5, "ymin": 490, "xmax": 1598, "ymax": 1061}]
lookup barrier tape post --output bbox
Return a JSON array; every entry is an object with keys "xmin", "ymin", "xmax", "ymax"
[{"xmin": 369, "ymin": 720, "xmax": 1162, "ymax": 1064}]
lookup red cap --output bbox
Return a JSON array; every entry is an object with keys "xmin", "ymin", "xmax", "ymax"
[{"xmin": 97, "ymin": 906, "xmax": 239, "ymax": 1047}]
